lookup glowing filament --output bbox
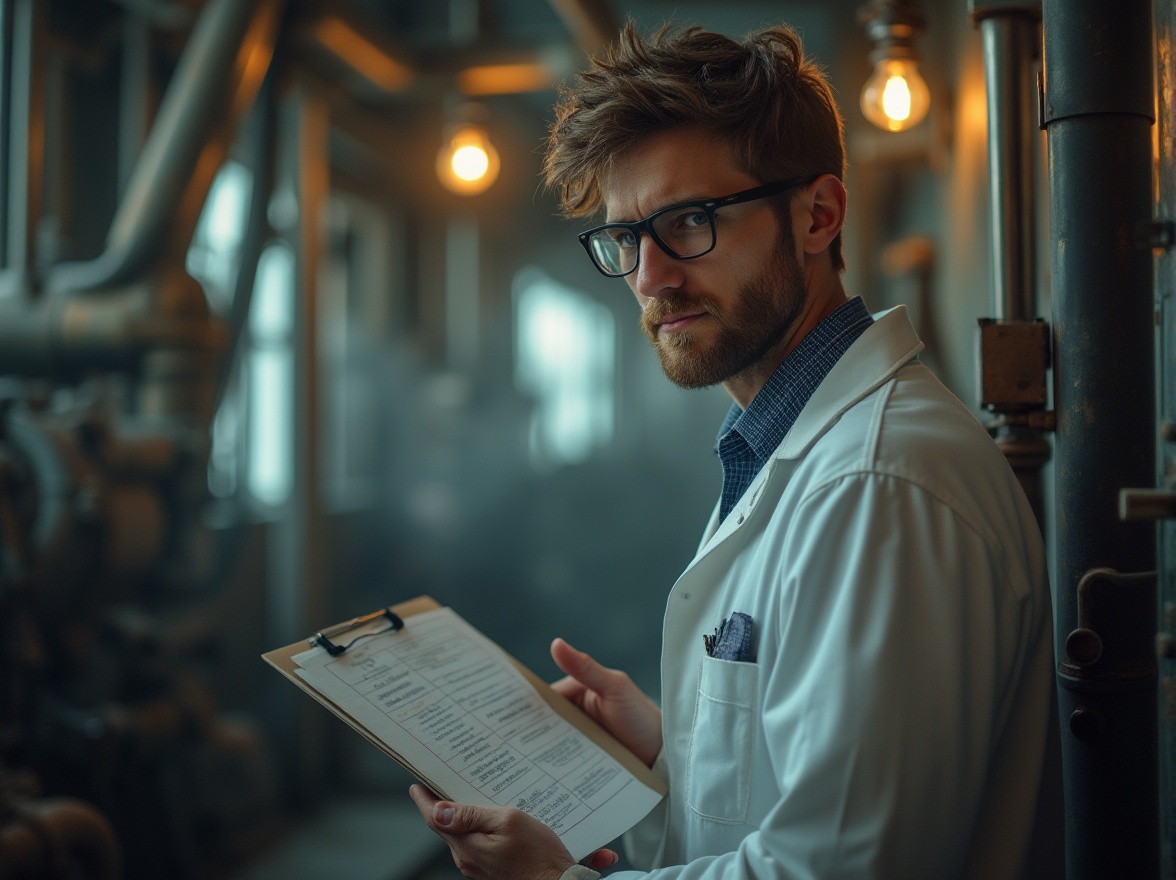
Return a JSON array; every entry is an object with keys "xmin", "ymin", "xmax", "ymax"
[
  {"xmin": 452, "ymin": 144, "xmax": 490, "ymax": 181},
  {"xmin": 437, "ymin": 123, "xmax": 501, "ymax": 195},
  {"xmin": 860, "ymin": 58, "xmax": 930, "ymax": 132},
  {"xmin": 881, "ymin": 75, "xmax": 912, "ymax": 121}
]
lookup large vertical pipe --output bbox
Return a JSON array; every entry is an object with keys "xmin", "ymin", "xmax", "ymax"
[
  {"xmin": 979, "ymin": 12, "xmax": 1037, "ymax": 322},
  {"xmin": 264, "ymin": 85, "xmax": 331, "ymax": 806},
  {"xmin": 972, "ymin": 1, "xmax": 1051, "ymax": 528},
  {"xmin": 1043, "ymin": 2, "xmax": 1158, "ymax": 878}
]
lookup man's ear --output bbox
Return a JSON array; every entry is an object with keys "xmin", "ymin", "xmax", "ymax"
[{"xmin": 795, "ymin": 174, "xmax": 846, "ymax": 257}]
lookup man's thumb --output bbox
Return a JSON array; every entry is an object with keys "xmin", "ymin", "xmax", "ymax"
[
  {"xmin": 552, "ymin": 638, "xmax": 607, "ymax": 689},
  {"xmin": 432, "ymin": 801, "xmax": 459, "ymax": 830}
]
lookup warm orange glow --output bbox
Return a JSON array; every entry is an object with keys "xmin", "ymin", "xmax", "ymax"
[
  {"xmin": 313, "ymin": 16, "xmax": 414, "ymax": 93},
  {"xmin": 436, "ymin": 124, "xmax": 500, "ymax": 195},
  {"xmin": 452, "ymin": 144, "xmax": 490, "ymax": 181},
  {"xmin": 861, "ymin": 58, "xmax": 931, "ymax": 132},
  {"xmin": 458, "ymin": 63, "xmax": 552, "ymax": 96}
]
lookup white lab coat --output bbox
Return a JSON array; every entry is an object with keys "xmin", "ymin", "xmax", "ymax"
[{"xmin": 607, "ymin": 306, "xmax": 1061, "ymax": 880}]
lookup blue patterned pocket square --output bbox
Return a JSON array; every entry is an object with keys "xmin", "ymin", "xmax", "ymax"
[{"xmin": 703, "ymin": 611, "xmax": 754, "ymax": 661}]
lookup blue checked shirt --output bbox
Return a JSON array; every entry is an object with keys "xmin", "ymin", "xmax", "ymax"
[{"xmin": 716, "ymin": 297, "xmax": 874, "ymax": 524}]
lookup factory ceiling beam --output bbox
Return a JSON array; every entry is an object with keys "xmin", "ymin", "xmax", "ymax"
[
  {"xmin": 298, "ymin": 7, "xmax": 417, "ymax": 96},
  {"xmin": 298, "ymin": 6, "xmax": 580, "ymax": 101}
]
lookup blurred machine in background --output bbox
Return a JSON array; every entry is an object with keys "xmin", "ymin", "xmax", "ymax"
[
  {"xmin": 0, "ymin": 0, "xmax": 1171, "ymax": 878},
  {"xmin": 0, "ymin": 0, "xmax": 284, "ymax": 874},
  {"xmin": 0, "ymin": 0, "xmax": 675, "ymax": 875}
]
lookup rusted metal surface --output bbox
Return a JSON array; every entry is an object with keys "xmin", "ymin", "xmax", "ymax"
[{"xmin": 1044, "ymin": 0, "xmax": 1159, "ymax": 876}]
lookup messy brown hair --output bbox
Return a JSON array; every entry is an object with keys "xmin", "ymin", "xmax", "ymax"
[{"xmin": 544, "ymin": 22, "xmax": 847, "ymax": 270}]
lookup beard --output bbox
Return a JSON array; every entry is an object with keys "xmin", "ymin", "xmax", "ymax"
[{"xmin": 639, "ymin": 240, "xmax": 807, "ymax": 389}]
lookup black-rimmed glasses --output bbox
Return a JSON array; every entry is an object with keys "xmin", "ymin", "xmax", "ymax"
[{"xmin": 578, "ymin": 177, "xmax": 811, "ymax": 278}]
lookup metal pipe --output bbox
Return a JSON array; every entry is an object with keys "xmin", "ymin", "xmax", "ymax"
[
  {"xmin": 47, "ymin": 0, "xmax": 281, "ymax": 295},
  {"xmin": 118, "ymin": 10, "xmax": 151, "ymax": 197},
  {"xmin": 1043, "ymin": 1, "xmax": 1159, "ymax": 877},
  {"xmin": 979, "ymin": 12, "xmax": 1037, "ymax": 321},
  {"xmin": 0, "ymin": 0, "xmax": 13, "ymax": 271},
  {"xmin": 6, "ymin": 0, "xmax": 38, "ymax": 279},
  {"xmin": 970, "ymin": 1, "xmax": 1050, "ymax": 530},
  {"xmin": 265, "ymin": 86, "xmax": 332, "ymax": 805},
  {"xmin": 0, "ymin": 283, "xmax": 179, "ymax": 377}
]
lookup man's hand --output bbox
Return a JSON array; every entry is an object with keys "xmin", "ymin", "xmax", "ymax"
[
  {"xmin": 550, "ymin": 638, "xmax": 663, "ymax": 767},
  {"xmin": 409, "ymin": 784, "xmax": 617, "ymax": 880}
]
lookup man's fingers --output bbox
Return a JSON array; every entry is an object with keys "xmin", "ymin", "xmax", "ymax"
[
  {"xmin": 580, "ymin": 848, "xmax": 619, "ymax": 870},
  {"xmin": 408, "ymin": 785, "xmax": 464, "ymax": 834},
  {"xmin": 410, "ymin": 786, "xmax": 498, "ymax": 836},
  {"xmin": 550, "ymin": 673, "xmax": 584, "ymax": 700},
  {"xmin": 409, "ymin": 784, "xmax": 450, "ymax": 831},
  {"xmin": 409, "ymin": 783, "xmax": 440, "ymax": 815},
  {"xmin": 551, "ymin": 638, "xmax": 615, "ymax": 693}
]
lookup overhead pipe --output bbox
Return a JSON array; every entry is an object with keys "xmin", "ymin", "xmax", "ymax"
[
  {"xmin": 46, "ymin": 0, "xmax": 282, "ymax": 295},
  {"xmin": 1042, "ymin": 1, "xmax": 1159, "ymax": 878},
  {"xmin": 0, "ymin": 0, "xmax": 284, "ymax": 386}
]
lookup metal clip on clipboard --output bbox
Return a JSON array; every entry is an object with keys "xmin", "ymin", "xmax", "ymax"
[{"xmin": 310, "ymin": 607, "xmax": 405, "ymax": 656}]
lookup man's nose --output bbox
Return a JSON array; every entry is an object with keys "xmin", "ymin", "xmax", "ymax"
[{"xmin": 630, "ymin": 235, "xmax": 685, "ymax": 299}]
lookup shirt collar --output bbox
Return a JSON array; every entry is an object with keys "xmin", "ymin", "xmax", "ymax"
[{"xmin": 716, "ymin": 296, "xmax": 874, "ymax": 460}]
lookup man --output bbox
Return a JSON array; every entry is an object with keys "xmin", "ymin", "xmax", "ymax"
[{"xmin": 411, "ymin": 22, "xmax": 1061, "ymax": 880}]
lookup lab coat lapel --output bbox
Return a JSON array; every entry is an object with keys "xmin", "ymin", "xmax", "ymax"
[
  {"xmin": 776, "ymin": 305, "xmax": 923, "ymax": 460},
  {"xmin": 679, "ymin": 305, "xmax": 923, "ymax": 579}
]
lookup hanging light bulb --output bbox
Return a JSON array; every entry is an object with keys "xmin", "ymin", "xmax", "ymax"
[
  {"xmin": 858, "ymin": 0, "xmax": 930, "ymax": 133},
  {"xmin": 437, "ymin": 120, "xmax": 500, "ymax": 196},
  {"xmin": 861, "ymin": 57, "xmax": 931, "ymax": 131}
]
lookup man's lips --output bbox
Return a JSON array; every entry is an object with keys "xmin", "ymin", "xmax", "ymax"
[{"xmin": 655, "ymin": 311, "xmax": 707, "ymax": 333}]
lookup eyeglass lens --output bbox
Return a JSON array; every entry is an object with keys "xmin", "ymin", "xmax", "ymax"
[{"xmin": 588, "ymin": 205, "xmax": 716, "ymax": 276}]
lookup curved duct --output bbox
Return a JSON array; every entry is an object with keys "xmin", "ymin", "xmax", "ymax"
[{"xmin": 47, "ymin": 0, "xmax": 285, "ymax": 296}]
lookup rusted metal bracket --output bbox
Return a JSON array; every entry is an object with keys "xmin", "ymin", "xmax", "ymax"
[{"xmin": 977, "ymin": 317, "xmax": 1053, "ymax": 418}]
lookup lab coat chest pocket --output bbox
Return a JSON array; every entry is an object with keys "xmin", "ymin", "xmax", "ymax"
[{"xmin": 685, "ymin": 655, "xmax": 760, "ymax": 823}]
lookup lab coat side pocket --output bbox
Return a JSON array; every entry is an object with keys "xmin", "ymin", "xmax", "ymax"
[{"xmin": 685, "ymin": 655, "xmax": 761, "ymax": 823}]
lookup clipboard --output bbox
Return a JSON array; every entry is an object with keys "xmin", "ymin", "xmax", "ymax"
[{"xmin": 262, "ymin": 595, "xmax": 666, "ymax": 802}]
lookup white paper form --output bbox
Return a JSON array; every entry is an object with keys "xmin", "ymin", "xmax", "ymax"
[{"xmin": 291, "ymin": 607, "xmax": 663, "ymax": 861}]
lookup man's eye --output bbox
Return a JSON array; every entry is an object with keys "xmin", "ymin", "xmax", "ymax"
[
  {"xmin": 662, "ymin": 209, "xmax": 708, "ymax": 233},
  {"xmin": 610, "ymin": 229, "xmax": 638, "ymax": 248}
]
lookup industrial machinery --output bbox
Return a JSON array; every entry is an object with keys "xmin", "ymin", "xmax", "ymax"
[{"xmin": 0, "ymin": 0, "xmax": 1172, "ymax": 878}]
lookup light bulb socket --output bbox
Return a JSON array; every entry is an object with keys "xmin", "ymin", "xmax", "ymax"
[
  {"xmin": 858, "ymin": 0, "xmax": 931, "ymax": 132},
  {"xmin": 858, "ymin": 0, "xmax": 927, "ymax": 32},
  {"xmin": 867, "ymin": 43, "xmax": 920, "ymax": 65},
  {"xmin": 859, "ymin": 0, "xmax": 926, "ymax": 57}
]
